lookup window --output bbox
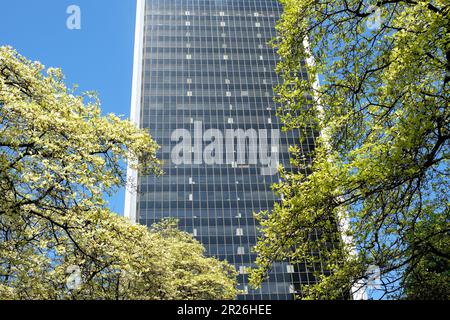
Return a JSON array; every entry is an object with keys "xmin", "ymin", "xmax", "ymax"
[
  {"xmin": 243, "ymin": 286, "xmax": 249, "ymax": 295},
  {"xmin": 237, "ymin": 247, "xmax": 245, "ymax": 255},
  {"xmin": 187, "ymin": 78, "xmax": 192, "ymax": 84},
  {"xmin": 289, "ymin": 284, "xmax": 296, "ymax": 294},
  {"xmin": 187, "ymin": 91, "xmax": 193, "ymax": 97},
  {"xmin": 236, "ymin": 228, "xmax": 244, "ymax": 236},
  {"xmin": 220, "ymin": 21, "xmax": 226, "ymax": 27},
  {"xmin": 185, "ymin": 21, "xmax": 191, "ymax": 26},
  {"xmin": 239, "ymin": 266, "xmax": 248, "ymax": 274},
  {"xmin": 186, "ymin": 54, "xmax": 192, "ymax": 59},
  {"xmin": 286, "ymin": 265, "xmax": 295, "ymax": 273},
  {"xmin": 255, "ymin": 22, "xmax": 261, "ymax": 27}
]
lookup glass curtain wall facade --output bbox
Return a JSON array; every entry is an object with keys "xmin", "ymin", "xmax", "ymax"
[{"xmin": 127, "ymin": 0, "xmax": 319, "ymax": 300}]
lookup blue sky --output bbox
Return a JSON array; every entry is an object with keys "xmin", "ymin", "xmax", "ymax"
[{"xmin": 0, "ymin": 0, "xmax": 137, "ymax": 214}]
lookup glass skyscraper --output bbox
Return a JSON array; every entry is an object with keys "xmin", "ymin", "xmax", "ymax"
[{"xmin": 125, "ymin": 0, "xmax": 319, "ymax": 300}]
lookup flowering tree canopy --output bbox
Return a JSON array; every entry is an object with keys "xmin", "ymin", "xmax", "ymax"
[
  {"xmin": 250, "ymin": 0, "xmax": 449, "ymax": 299},
  {"xmin": 0, "ymin": 47, "xmax": 237, "ymax": 300}
]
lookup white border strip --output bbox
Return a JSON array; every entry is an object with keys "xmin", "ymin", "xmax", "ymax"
[{"xmin": 124, "ymin": 0, "xmax": 145, "ymax": 223}]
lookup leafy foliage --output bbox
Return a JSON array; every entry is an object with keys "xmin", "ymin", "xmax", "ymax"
[
  {"xmin": 250, "ymin": 0, "xmax": 449, "ymax": 299},
  {"xmin": 0, "ymin": 46, "xmax": 237, "ymax": 300},
  {"xmin": 403, "ymin": 219, "xmax": 450, "ymax": 300}
]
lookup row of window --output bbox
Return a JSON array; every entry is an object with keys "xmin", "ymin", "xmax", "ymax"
[
  {"xmin": 142, "ymin": 113, "xmax": 278, "ymax": 120},
  {"xmin": 145, "ymin": 30, "xmax": 273, "ymax": 39},
  {"xmin": 140, "ymin": 166, "xmax": 297, "ymax": 175},
  {"xmin": 145, "ymin": 65, "xmax": 276, "ymax": 73},
  {"xmin": 145, "ymin": 123, "xmax": 281, "ymax": 130},
  {"xmin": 146, "ymin": 25, "xmax": 275, "ymax": 32},
  {"xmin": 147, "ymin": 9, "xmax": 281, "ymax": 16},
  {"xmin": 142, "ymin": 108, "xmax": 303, "ymax": 116},
  {"xmin": 144, "ymin": 37, "xmax": 274, "ymax": 47},
  {"xmin": 140, "ymin": 184, "xmax": 284, "ymax": 193},
  {"xmin": 144, "ymin": 61, "xmax": 277, "ymax": 69},
  {"xmin": 150, "ymin": 80, "xmax": 276, "ymax": 87},
  {"xmin": 144, "ymin": 31, "xmax": 273, "ymax": 38},
  {"xmin": 141, "ymin": 214, "xmax": 266, "ymax": 223},
  {"xmin": 145, "ymin": 11, "xmax": 280, "ymax": 17},
  {"xmin": 145, "ymin": 47, "xmax": 276, "ymax": 54},
  {"xmin": 145, "ymin": 68, "xmax": 274, "ymax": 76},
  {"xmin": 140, "ymin": 191, "xmax": 279, "ymax": 201},
  {"xmin": 146, "ymin": 18, "xmax": 278, "ymax": 27},
  {"xmin": 139, "ymin": 201, "xmax": 277, "ymax": 210},
  {"xmin": 140, "ymin": 174, "xmax": 284, "ymax": 184},
  {"xmin": 142, "ymin": 107, "xmax": 279, "ymax": 113},
  {"xmin": 150, "ymin": 218, "xmax": 259, "ymax": 226},
  {"xmin": 146, "ymin": 52, "xmax": 277, "ymax": 60}
]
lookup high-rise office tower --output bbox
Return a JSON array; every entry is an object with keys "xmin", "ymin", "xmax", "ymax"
[{"xmin": 125, "ymin": 0, "xmax": 318, "ymax": 300}]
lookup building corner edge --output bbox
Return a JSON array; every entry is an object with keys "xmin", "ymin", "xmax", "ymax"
[{"xmin": 124, "ymin": 0, "xmax": 145, "ymax": 224}]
